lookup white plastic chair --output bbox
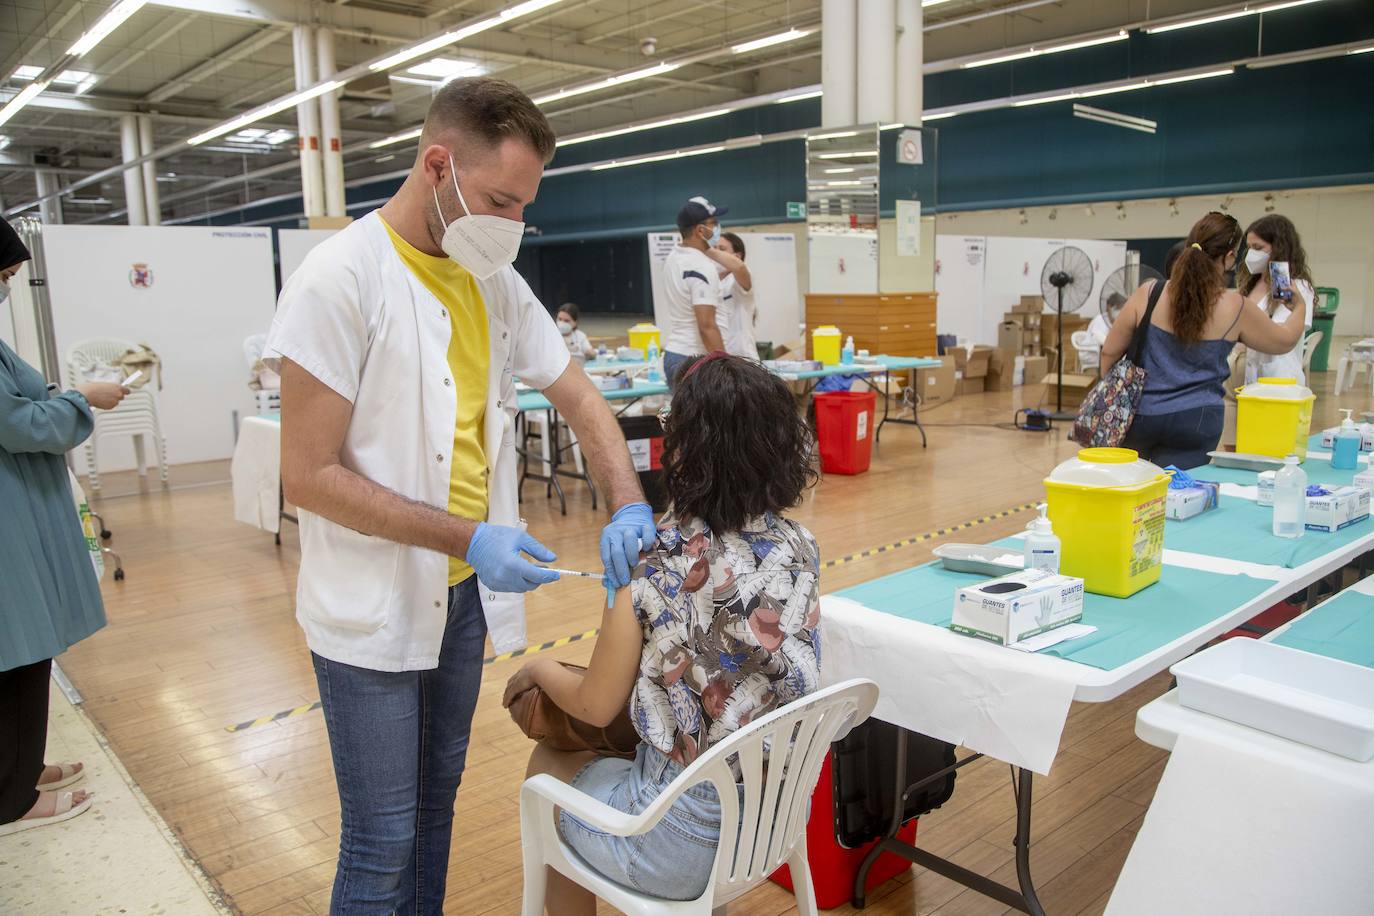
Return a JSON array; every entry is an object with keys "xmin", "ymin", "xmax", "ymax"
[
  {"xmin": 66, "ymin": 338, "xmax": 168, "ymax": 491},
  {"xmin": 1302, "ymin": 330, "xmax": 1322, "ymax": 377},
  {"xmin": 1335, "ymin": 339, "xmax": 1374, "ymax": 395},
  {"xmin": 519, "ymin": 678, "xmax": 880, "ymax": 916},
  {"xmin": 1071, "ymin": 330, "xmax": 1100, "ymax": 372}
]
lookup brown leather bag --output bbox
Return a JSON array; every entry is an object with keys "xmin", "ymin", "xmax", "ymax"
[{"xmin": 508, "ymin": 663, "xmax": 640, "ymax": 759}]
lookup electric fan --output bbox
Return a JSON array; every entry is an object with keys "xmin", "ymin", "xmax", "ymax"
[
  {"xmin": 1039, "ymin": 245, "xmax": 1094, "ymax": 419},
  {"xmin": 1099, "ymin": 261, "xmax": 1164, "ymax": 327}
]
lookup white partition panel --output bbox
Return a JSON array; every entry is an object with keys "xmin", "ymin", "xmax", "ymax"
[
  {"xmin": 278, "ymin": 228, "xmax": 338, "ymax": 286},
  {"xmin": 44, "ymin": 225, "xmax": 277, "ymax": 474},
  {"xmin": 934, "ymin": 235, "xmax": 987, "ymax": 344},
  {"xmin": 979, "ymin": 236, "xmax": 1127, "ymax": 345}
]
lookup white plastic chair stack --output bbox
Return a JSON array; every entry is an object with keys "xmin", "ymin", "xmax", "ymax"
[
  {"xmin": 67, "ymin": 338, "xmax": 168, "ymax": 492},
  {"xmin": 519, "ymin": 678, "xmax": 880, "ymax": 916},
  {"xmin": 243, "ymin": 333, "xmax": 280, "ymax": 415},
  {"xmin": 1335, "ymin": 339, "xmax": 1374, "ymax": 396},
  {"xmin": 1071, "ymin": 329, "xmax": 1100, "ymax": 372}
]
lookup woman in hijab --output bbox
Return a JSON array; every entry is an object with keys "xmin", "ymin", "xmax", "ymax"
[{"xmin": 0, "ymin": 219, "xmax": 129, "ymax": 836}]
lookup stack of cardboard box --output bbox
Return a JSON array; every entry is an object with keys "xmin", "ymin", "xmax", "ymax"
[
  {"xmin": 915, "ymin": 355, "xmax": 957, "ymax": 408},
  {"xmin": 951, "ymin": 345, "xmax": 993, "ymax": 395},
  {"xmin": 1000, "ymin": 296, "xmax": 1044, "ymax": 358}
]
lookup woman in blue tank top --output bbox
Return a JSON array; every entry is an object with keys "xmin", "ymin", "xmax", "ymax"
[{"xmin": 1099, "ymin": 212, "xmax": 1309, "ymax": 470}]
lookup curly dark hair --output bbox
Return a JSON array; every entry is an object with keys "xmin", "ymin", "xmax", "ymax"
[
  {"xmin": 1237, "ymin": 214, "xmax": 1313, "ymax": 297},
  {"xmin": 1168, "ymin": 211, "xmax": 1242, "ymax": 345},
  {"xmin": 660, "ymin": 354, "xmax": 818, "ymax": 533}
]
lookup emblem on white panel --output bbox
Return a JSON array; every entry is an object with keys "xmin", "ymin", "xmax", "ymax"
[{"xmin": 129, "ymin": 263, "xmax": 153, "ymax": 289}]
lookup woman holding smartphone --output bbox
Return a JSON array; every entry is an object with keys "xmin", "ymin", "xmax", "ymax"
[{"xmin": 1237, "ymin": 214, "xmax": 1315, "ymax": 386}]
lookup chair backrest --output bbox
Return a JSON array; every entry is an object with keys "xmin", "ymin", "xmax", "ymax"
[
  {"xmin": 1303, "ymin": 330, "xmax": 1323, "ymax": 372},
  {"xmin": 638, "ymin": 679, "xmax": 879, "ymax": 906},
  {"xmin": 1070, "ymin": 330, "xmax": 1095, "ymax": 351},
  {"xmin": 66, "ymin": 337, "xmax": 138, "ymax": 387}
]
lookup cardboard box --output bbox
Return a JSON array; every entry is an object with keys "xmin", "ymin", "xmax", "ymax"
[
  {"xmin": 916, "ymin": 355, "xmax": 956, "ymax": 407},
  {"xmin": 1166, "ymin": 481, "xmax": 1221, "ymax": 520},
  {"xmin": 1003, "ymin": 311, "xmax": 1042, "ymax": 330},
  {"xmin": 1023, "ymin": 355, "xmax": 1049, "ymax": 386},
  {"xmin": 951, "ymin": 568, "xmax": 1085, "ymax": 646},
  {"xmin": 956, "ymin": 376, "xmax": 986, "ymax": 396},
  {"xmin": 997, "ymin": 322, "xmax": 1024, "ymax": 352},
  {"xmin": 1043, "ymin": 313, "xmax": 1092, "ymax": 352},
  {"xmin": 1305, "ymin": 486, "xmax": 1370, "ymax": 533},
  {"xmin": 1039, "ymin": 372, "xmax": 1096, "ymax": 410},
  {"xmin": 986, "ymin": 348, "xmax": 1017, "ymax": 391},
  {"xmin": 952, "ymin": 345, "xmax": 993, "ymax": 379},
  {"xmin": 1014, "ymin": 296, "xmax": 1044, "ymax": 314}
]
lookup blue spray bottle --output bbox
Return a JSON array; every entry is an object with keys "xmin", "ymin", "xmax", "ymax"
[{"xmin": 1333, "ymin": 408, "xmax": 1361, "ymax": 470}]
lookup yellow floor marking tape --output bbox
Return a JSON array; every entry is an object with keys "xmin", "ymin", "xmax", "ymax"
[{"xmin": 225, "ymin": 504, "xmax": 1035, "ymax": 732}]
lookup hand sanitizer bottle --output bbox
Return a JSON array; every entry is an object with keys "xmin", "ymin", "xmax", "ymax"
[
  {"xmin": 1023, "ymin": 503, "xmax": 1061, "ymax": 573},
  {"xmin": 1272, "ymin": 456, "xmax": 1307, "ymax": 539},
  {"xmin": 1333, "ymin": 408, "xmax": 1360, "ymax": 470},
  {"xmin": 646, "ymin": 338, "xmax": 661, "ymax": 381},
  {"xmin": 841, "ymin": 335, "xmax": 855, "ymax": 365}
]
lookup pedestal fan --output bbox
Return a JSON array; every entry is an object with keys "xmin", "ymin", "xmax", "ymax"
[{"xmin": 1040, "ymin": 245, "xmax": 1094, "ymax": 419}]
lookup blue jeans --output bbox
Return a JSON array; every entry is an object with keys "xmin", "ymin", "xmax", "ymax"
[
  {"xmin": 663, "ymin": 351, "xmax": 696, "ymax": 393},
  {"xmin": 1123, "ymin": 404, "xmax": 1225, "ymax": 471},
  {"xmin": 313, "ymin": 577, "xmax": 488, "ymax": 915}
]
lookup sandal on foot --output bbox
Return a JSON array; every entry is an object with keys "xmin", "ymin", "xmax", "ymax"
[
  {"xmin": 0, "ymin": 791, "xmax": 94, "ymax": 838},
  {"xmin": 37, "ymin": 763, "xmax": 84, "ymax": 791}
]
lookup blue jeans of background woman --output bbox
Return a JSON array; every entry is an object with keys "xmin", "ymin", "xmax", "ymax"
[
  {"xmin": 312, "ymin": 577, "xmax": 487, "ymax": 915},
  {"xmin": 1123, "ymin": 404, "xmax": 1225, "ymax": 470}
]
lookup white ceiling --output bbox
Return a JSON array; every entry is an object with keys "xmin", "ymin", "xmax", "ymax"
[{"xmin": 0, "ymin": 0, "xmax": 1245, "ymax": 222}]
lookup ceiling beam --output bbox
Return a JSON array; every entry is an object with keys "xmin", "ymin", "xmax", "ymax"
[{"xmin": 146, "ymin": 26, "xmax": 289, "ymax": 103}]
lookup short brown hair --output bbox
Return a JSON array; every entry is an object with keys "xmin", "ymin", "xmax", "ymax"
[{"xmin": 422, "ymin": 77, "xmax": 556, "ymax": 163}]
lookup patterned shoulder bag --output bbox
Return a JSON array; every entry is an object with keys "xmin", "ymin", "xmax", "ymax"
[{"xmin": 1072, "ymin": 279, "xmax": 1164, "ymax": 448}]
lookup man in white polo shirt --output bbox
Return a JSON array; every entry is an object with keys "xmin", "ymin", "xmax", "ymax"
[
  {"xmin": 660, "ymin": 196, "xmax": 733, "ymax": 389},
  {"xmin": 263, "ymin": 78, "xmax": 656, "ymax": 912}
]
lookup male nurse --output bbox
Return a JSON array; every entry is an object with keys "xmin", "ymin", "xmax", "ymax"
[
  {"xmin": 660, "ymin": 196, "xmax": 732, "ymax": 388},
  {"xmin": 264, "ymin": 77, "xmax": 656, "ymax": 914}
]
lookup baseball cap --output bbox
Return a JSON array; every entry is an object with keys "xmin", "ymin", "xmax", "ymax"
[{"xmin": 677, "ymin": 195, "xmax": 729, "ymax": 229}]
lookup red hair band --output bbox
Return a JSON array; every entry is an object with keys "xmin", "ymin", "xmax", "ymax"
[{"xmin": 681, "ymin": 350, "xmax": 730, "ymax": 381}]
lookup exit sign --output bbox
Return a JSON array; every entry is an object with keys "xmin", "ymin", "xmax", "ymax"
[{"xmin": 786, "ymin": 201, "xmax": 806, "ymax": 219}]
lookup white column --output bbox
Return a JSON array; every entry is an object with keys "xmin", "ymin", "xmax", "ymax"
[
  {"xmin": 315, "ymin": 27, "xmax": 346, "ymax": 218},
  {"xmin": 119, "ymin": 114, "xmax": 148, "ymax": 226},
  {"xmin": 292, "ymin": 25, "xmax": 324, "ymax": 219},
  {"xmin": 895, "ymin": 0, "xmax": 924, "ymax": 125},
  {"xmin": 856, "ymin": 0, "xmax": 896, "ymax": 125},
  {"xmin": 138, "ymin": 115, "xmax": 161, "ymax": 225},
  {"xmin": 821, "ymin": 0, "xmax": 857, "ymax": 128},
  {"xmin": 35, "ymin": 171, "xmax": 63, "ymax": 224}
]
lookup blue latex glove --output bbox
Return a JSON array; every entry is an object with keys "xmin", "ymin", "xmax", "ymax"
[
  {"xmin": 466, "ymin": 522, "xmax": 559, "ymax": 593},
  {"xmin": 600, "ymin": 502, "xmax": 657, "ymax": 590}
]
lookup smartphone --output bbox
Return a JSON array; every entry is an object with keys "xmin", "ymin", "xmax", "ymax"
[
  {"xmin": 121, "ymin": 369, "xmax": 144, "ymax": 388},
  {"xmin": 1270, "ymin": 260, "xmax": 1293, "ymax": 303}
]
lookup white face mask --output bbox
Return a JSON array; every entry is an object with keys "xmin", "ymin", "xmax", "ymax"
[
  {"xmin": 1245, "ymin": 247, "xmax": 1270, "ymax": 275},
  {"xmin": 0, "ymin": 277, "xmax": 8, "ymax": 306},
  {"xmin": 432, "ymin": 154, "xmax": 525, "ymax": 280},
  {"xmin": 557, "ymin": 319, "xmax": 573, "ymax": 335}
]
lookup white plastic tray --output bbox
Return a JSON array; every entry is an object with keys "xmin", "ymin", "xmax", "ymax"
[
  {"xmin": 1207, "ymin": 451, "xmax": 1285, "ymax": 472},
  {"xmin": 932, "ymin": 543, "xmax": 1025, "ymax": 576},
  {"xmin": 1171, "ymin": 639, "xmax": 1374, "ymax": 761}
]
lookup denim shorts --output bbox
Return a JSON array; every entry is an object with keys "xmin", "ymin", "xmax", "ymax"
[{"xmin": 559, "ymin": 742, "xmax": 724, "ymax": 901}]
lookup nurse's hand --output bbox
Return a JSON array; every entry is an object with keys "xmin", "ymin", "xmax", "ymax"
[
  {"xmin": 77, "ymin": 383, "xmax": 130, "ymax": 410},
  {"xmin": 466, "ymin": 523, "xmax": 559, "ymax": 593},
  {"xmin": 600, "ymin": 502, "xmax": 657, "ymax": 589}
]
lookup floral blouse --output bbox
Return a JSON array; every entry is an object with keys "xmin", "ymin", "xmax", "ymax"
[{"xmin": 629, "ymin": 511, "xmax": 822, "ymax": 765}]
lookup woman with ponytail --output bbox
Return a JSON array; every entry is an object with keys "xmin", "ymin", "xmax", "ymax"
[
  {"xmin": 1100, "ymin": 211, "xmax": 1308, "ymax": 469},
  {"xmin": 1237, "ymin": 214, "xmax": 1316, "ymax": 385}
]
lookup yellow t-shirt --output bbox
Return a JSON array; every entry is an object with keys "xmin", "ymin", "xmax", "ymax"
[{"xmin": 382, "ymin": 217, "xmax": 490, "ymax": 586}]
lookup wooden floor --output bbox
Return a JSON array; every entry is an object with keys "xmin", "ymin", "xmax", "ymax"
[{"xmin": 60, "ymin": 369, "xmax": 1366, "ymax": 916}]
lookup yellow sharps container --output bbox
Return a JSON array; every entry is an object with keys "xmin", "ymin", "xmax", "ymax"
[
  {"xmin": 1044, "ymin": 448, "xmax": 1170, "ymax": 597},
  {"xmin": 812, "ymin": 326, "xmax": 842, "ymax": 365},
  {"xmin": 627, "ymin": 323, "xmax": 662, "ymax": 354},
  {"xmin": 1236, "ymin": 377, "xmax": 1315, "ymax": 460}
]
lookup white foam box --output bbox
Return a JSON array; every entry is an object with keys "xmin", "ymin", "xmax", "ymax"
[
  {"xmin": 1257, "ymin": 470, "xmax": 1275, "ymax": 507},
  {"xmin": 1166, "ymin": 481, "xmax": 1221, "ymax": 520},
  {"xmin": 1305, "ymin": 486, "xmax": 1371, "ymax": 533},
  {"xmin": 1172, "ymin": 639, "xmax": 1374, "ymax": 761},
  {"xmin": 1319, "ymin": 425, "xmax": 1374, "ymax": 451},
  {"xmin": 951, "ymin": 568, "xmax": 1085, "ymax": 646}
]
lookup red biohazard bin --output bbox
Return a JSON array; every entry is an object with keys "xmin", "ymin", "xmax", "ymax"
[
  {"xmin": 815, "ymin": 390, "xmax": 877, "ymax": 475},
  {"xmin": 769, "ymin": 752, "xmax": 917, "ymax": 909}
]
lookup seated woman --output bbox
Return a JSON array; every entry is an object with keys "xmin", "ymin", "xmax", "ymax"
[{"xmin": 505, "ymin": 352, "xmax": 821, "ymax": 913}]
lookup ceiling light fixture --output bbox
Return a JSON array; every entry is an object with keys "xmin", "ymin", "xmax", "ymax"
[
  {"xmin": 809, "ymin": 129, "xmax": 858, "ymax": 140},
  {"xmin": 1145, "ymin": 0, "xmax": 1328, "ymax": 35},
  {"xmin": 1073, "ymin": 103, "xmax": 1157, "ymax": 134},
  {"xmin": 368, "ymin": 127, "xmax": 423, "ymax": 150},
  {"xmin": 0, "ymin": 82, "xmax": 50, "ymax": 129},
  {"xmin": 187, "ymin": 80, "xmax": 342, "ymax": 146},
  {"xmin": 731, "ymin": 28, "xmax": 812, "ymax": 55},
  {"xmin": 533, "ymin": 61, "xmax": 680, "ymax": 105},
  {"xmin": 1013, "ymin": 67, "xmax": 1232, "ymax": 106},
  {"xmin": 590, "ymin": 145, "xmax": 725, "ymax": 171},
  {"xmin": 369, "ymin": 0, "xmax": 567, "ymax": 73},
  {"xmin": 816, "ymin": 150, "xmax": 878, "ymax": 159},
  {"xmin": 1349, "ymin": 45, "xmax": 1374, "ymax": 55},
  {"xmin": 558, "ymin": 108, "xmax": 732, "ymax": 147},
  {"xmin": 774, "ymin": 89, "xmax": 823, "ymax": 104},
  {"xmin": 962, "ymin": 30, "xmax": 1128, "ymax": 69},
  {"xmin": 405, "ymin": 57, "xmax": 487, "ymax": 80},
  {"xmin": 68, "ymin": 0, "xmax": 147, "ymax": 57}
]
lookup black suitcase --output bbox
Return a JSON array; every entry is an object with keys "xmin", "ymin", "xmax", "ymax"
[{"xmin": 831, "ymin": 718, "xmax": 958, "ymax": 848}]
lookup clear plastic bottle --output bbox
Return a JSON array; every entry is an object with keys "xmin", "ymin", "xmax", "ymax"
[
  {"xmin": 1023, "ymin": 503, "xmax": 1061, "ymax": 573},
  {"xmin": 1272, "ymin": 455, "xmax": 1307, "ymax": 539},
  {"xmin": 646, "ymin": 338, "xmax": 662, "ymax": 382}
]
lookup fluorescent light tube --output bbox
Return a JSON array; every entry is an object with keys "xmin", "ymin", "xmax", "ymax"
[
  {"xmin": 557, "ymin": 108, "xmax": 731, "ymax": 146},
  {"xmin": 533, "ymin": 61, "xmax": 679, "ymax": 105},
  {"xmin": 1012, "ymin": 91, "xmax": 1079, "ymax": 108},
  {"xmin": 816, "ymin": 150, "xmax": 878, "ymax": 158},
  {"xmin": 732, "ymin": 28, "xmax": 812, "ymax": 55},
  {"xmin": 921, "ymin": 111, "xmax": 957, "ymax": 120},
  {"xmin": 187, "ymin": 80, "xmax": 342, "ymax": 146},
  {"xmin": 963, "ymin": 30, "xmax": 1128, "ymax": 69},
  {"xmin": 1145, "ymin": 9, "xmax": 1254, "ymax": 34},
  {"xmin": 1349, "ymin": 45, "xmax": 1374, "ymax": 55},
  {"xmin": 1149, "ymin": 67, "xmax": 1234, "ymax": 86},
  {"xmin": 68, "ymin": 0, "xmax": 146, "ymax": 57},
  {"xmin": 590, "ymin": 145, "xmax": 725, "ymax": 171},
  {"xmin": 0, "ymin": 82, "xmax": 48, "ymax": 129},
  {"xmin": 809, "ymin": 129, "xmax": 858, "ymax": 140},
  {"xmin": 370, "ymin": 0, "xmax": 568, "ymax": 73},
  {"xmin": 368, "ymin": 127, "xmax": 423, "ymax": 149},
  {"xmin": 774, "ymin": 89, "xmax": 823, "ymax": 103}
]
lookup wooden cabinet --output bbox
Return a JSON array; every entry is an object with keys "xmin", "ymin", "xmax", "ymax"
[{"xmin": 804, "ymin": 292, "xmax": 938, "ymax": 359}]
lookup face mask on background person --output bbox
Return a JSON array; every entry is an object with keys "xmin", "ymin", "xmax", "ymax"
[
  {"xmin": 432, "ymin": 154, "xmax": 524, "ymax": 280},
  {"xmin": 557, "ymin": 319, "xmax": 573, "ymax": 335},
  {"xmin": 705, "ymin": 223, "xmax": 722, "ymax": 247},
  {"xmin": 1245, "ymin": 247, "xmax": 1271, "ymax": 275}
]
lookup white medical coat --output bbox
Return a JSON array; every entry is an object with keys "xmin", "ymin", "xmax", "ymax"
[{"xmin": 264, "ymin": 211, "xmax": 570, "ymax": 671}]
